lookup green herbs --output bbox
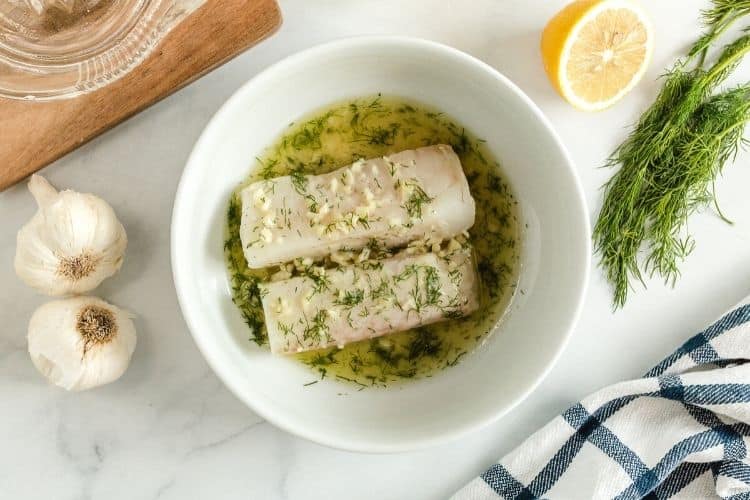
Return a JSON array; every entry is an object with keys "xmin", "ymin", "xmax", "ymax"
[
  {"xmin": 225, "ymin": 194, "xmax": 271, "ymax": 345},
  {"xmin": 424, "ymin": 266, "xmax": 441, "ymax": 306},
  {"xmin": 690, "ymin": 1, "xmax": 750, "ymax": 65},
  {"xmin": 407, "ymin": 329, "xmax": 442, "ymax": 361},
  {"xmin": 349, "ymin": 95, "xmax": 401, "ymax": 146},
  {"xmin": 258, "ymin": 157, "xmax": 279, "ymax": 179},
  {"xmin": 304, "ymin": 349, "xmax": 338, "ymax": 379},
  {"xmin": 448, "ymin": 268, "xmax": 463, "ymax": 287},
  {"xmin": 290, "ymin": 111, "xmax": 334, "ymax": 150},
  {"xmin": 290, "ymin": 168, "xmax": 308, "ymax": 194},
  {"xmin": 408, "ymin": 265, "xmax": 442, "ymax": 313},
  {"xmin": 226, "ymin": 193, "xmax": 242, "ymax": 229},
  {"xmin": 402, "ymin": 181, "xmax": 433, "ymax": 220},
  {"xmin": 366, "ymin": 238, "xmax": 390, "ymax": 260},
  {"xmin": 324, "ymin": 212, "xmax": 378, "ymax": 234},
  {"xmin": 303, "ymin": 310, "xmax": 332, "ymax": 344},
  {"xmin": 355, "ymin": 123, "xmax": 401, "ymax": 146},
  {"xmin": 277, "ymin": 321, "xmax": 299, "ymax": 346},
  {"xmin": 334, "ymin": 288, "xmax": 365, "ymax": 309},
  {"xmin": 226, "ymin": 94, "xmax": 521, "ymax": 387},
  {"xmin": 369, "ymin": 277, "xmax": 398, "ymax": 304},
  {"xmin": 594, "ymin": 1, "xmax": 750, "ymax": 308},
  {"xmin": 302, "ymin": 267, "xmax": 331, "ymax": 296},
  {"xmin": 304, "ymin": 194, "xmax": 319, "ymax": 214}
]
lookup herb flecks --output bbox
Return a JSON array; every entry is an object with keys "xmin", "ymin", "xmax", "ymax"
[
  {"xmin": 290, "ymin": 168, "xmax": 308, "ymax": 195},
  {"xmin": 302, "ymin": 267, "xmax": 331, "ymax": 297},
  {"xmin": 225, "ymin": 193, "xmax": 271, "ymax": 345},
  {"xmin": 401, "ymin": 181, "xmax": 433, "ymax": 220},
  {"xmin": 407, "ymin": 329, "xmax": 442, "ymax": 361},
  {"xmin": 291, "ymin": 111, "xmax": 335, "ymax": 150},
  {"xmin": 334, "ymin": 288, "xmax": 365, "ymax": 309},
  {"xmin": 303, "ymin": 310, "xmax": 333, "ymax": 344}
]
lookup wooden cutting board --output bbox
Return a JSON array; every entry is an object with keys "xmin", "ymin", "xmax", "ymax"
[{"xmin": 0, "ymin": 0, "xmax": 281, "ymax": 191}]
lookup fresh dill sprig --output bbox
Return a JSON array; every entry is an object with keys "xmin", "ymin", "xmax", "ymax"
[
  {"xmin": 594, "ymin": 4, "xmax": 750, "ymax": 308},
  {"xmin": 690, "ymin": 0, "xmax": 750, "ymax": 64},
  {"xmin": 644, "ymin": 86, "xmax": 750, "ymax": 279}
]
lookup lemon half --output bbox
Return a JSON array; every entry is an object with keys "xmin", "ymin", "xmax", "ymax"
[{"xmin": 541, "ymin": 0, "xmax": 653, "ymax": 111}]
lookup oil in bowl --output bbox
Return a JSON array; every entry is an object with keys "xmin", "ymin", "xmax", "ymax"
[{"xmin": 224, "ymin": 95, "xmax": 521, "ymax": 387}]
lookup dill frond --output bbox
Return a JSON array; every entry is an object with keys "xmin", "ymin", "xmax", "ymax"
[
  {"xmin": 690, "ymin": 0, "xmax": 750, "ymax": 65},
  {"xmin": 595, "ymin": 6, "xmax": 750, "ymax": 308}
]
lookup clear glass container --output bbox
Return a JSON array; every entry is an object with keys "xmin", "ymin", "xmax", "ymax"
[{"xmin": 0, "ymin": 0, "xmax": 204, "ymax": 100}]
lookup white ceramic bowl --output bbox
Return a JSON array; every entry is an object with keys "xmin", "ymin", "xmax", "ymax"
[{"xmin": 172, "ymin": 36, "xmax": 590, "ymax": 453}]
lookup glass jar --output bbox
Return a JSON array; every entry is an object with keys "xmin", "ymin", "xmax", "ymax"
[{"xmin": 0, "ymin": 0, "xmax": 205, "ymax": 100}]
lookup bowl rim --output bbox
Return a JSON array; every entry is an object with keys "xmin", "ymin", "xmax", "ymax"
[{"xmin": 171, "ymin": 35, "xmax": 591, "ymax": 453}]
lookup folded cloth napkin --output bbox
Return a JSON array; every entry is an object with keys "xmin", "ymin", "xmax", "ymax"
[{"xmin": 453, "ymin": 296, "xmax": 750, "ymax": 500}]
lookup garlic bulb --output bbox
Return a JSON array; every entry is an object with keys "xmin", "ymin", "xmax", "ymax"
[
  {"xmin": 14, "ymin": 175, "xmax": 127, "ymax": 296},
  {"xmin": 28, "ymin": 296, "xmax": 136, "ymax": 391}
]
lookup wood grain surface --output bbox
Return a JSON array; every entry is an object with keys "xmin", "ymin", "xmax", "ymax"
[{"xmin": 0, "ymin": 0, "xmax": 282, "ymax": 191}]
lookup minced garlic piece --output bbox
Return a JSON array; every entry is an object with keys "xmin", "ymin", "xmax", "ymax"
[
  {"xmin": 239, "ymin": 145, "xmax": 475, "ymax": 268},
  {"xmin": 351, "ymin": 159, "xmax": 364, "ymax": 173},
  {"xmin": 447, "ymin": 238, "xmax": 462, "ymax": 252}
]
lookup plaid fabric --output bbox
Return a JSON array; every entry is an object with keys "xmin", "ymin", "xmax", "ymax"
[{"xmin": 453, "ymin": 297, "xmax": 750, "ymax": 500}]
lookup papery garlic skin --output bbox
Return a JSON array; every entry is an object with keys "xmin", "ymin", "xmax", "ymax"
[
  {"xmin": 28, "ymin": 296, "xmax": 136, "ymax": 391},
  {"xmin": 14, "ymin": 175, "xmax": 127, "ymax": 296}
]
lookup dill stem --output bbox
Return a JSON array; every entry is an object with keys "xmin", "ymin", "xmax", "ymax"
[
  {"xmin": 706, "ymin": 115, "xmax": 750, "ymax": 225},
  {"xmin": 716, "ymin": 118, "xmax": 750, "ymax": 140},
  {"xmin": 706, "ymin": 40, "xmax": 750, "ymax": 82},
  {"xmin": 712, "ymin": 177, "xmax": 734, "ymax": 225},
  {"xmin": 695, "ymin": 10, "xmax": 741, "ymax": 67}
]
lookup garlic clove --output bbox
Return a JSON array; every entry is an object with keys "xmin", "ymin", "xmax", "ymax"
[
  {"xmin": 14, "ymin": 175, "xmax": 127, "ymax": 296},
  {"xmin": 27, "ymin": 296, "xmax": 136, "ymax": 391}
]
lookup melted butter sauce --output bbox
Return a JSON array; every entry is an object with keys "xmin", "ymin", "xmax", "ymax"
[{"xmin": 225, "ymin": 95, "xmax": 520, "ymax": 387}]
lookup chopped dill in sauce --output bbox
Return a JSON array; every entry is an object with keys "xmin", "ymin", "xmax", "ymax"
[{"xmin": 224, "ymin": 95, "xmax": 520, "ymax": 387}]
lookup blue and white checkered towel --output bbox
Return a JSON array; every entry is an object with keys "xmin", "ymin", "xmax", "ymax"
[{"xmin": 453, "ymin": 296, "xmax": 750, "ymax": 500}]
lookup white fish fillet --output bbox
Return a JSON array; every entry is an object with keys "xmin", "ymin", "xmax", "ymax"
[
  {"xmin": 261, "ymin": 246, "xmax": 479, "ymax": 355},
  {"xmin": 240, "ymin": 145, "xmax": 475, "ymax": 269}
]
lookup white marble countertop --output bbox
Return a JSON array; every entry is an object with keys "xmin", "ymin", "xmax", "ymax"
[{"xmin": 3, "ymin": 1, "xmax": 750, "ymax": 498}]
